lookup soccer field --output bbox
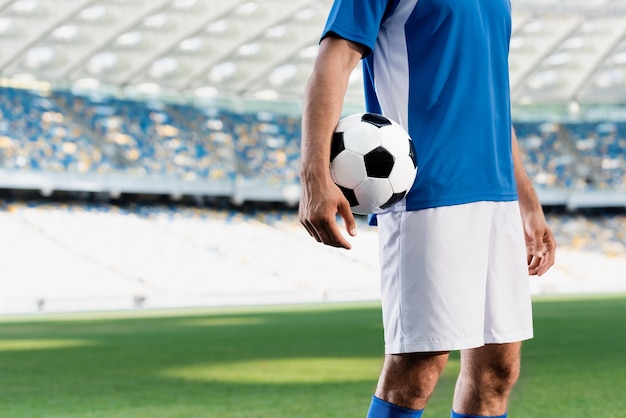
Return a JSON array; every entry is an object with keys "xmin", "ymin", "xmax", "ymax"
[{"xmin": 0, "ymin": 295, "xmax": 625, "ymax": 418}]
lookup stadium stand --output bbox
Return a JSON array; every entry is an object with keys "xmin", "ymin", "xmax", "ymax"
[
  {"xmin": 1, "ymin": 87, "xmax": 625, "ymax": 203},
  {"xmin": 0, "ymin": 87, "xmax": 112, "ymax": 173},
  {"xmin": 55, "ymin": 91, "xmax": 237, "ymax": 180},
  {"xmin": 564, "ymin": 121, "xmax": 626, "ymax": 190},
  {"xmin": 514, "ymin": 121, "xmax": 579, "ymax": 190},
  {"xmin": 1, "ymin": 87, "xmax": 306, "ymax": 185}
]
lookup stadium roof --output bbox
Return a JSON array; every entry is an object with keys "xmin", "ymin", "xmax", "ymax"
[{"xmin": 0, "ymin": 0, "xmax": 626, "ymax": 108}]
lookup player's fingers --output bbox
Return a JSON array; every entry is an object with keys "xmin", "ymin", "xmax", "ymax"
[
  {"xmin": 536, "ymin": 252, "xmax": 553, "ymax": 276},
  {"xmin": 529, "ymin": 228, "xmax": 557, "ymax": 276},
  {"xmin": 527, "ymin": 228, "xmax": 544, "ymax": 274},
  {"xmin": 528, "ymin": 254, "xmax": 541, "ymax": 275},
  {"xmin": 531, "ymin": 230, "xmax": 545, "ymax": 260},
  {"xmin": 313, "ymin": 222, "xmax": 350, "ymax": 248},
  {"xmin": 322, "ymin": 224, "xmax": 352, "ymax": 249},
  {"xmin": 537, "ymin": 235, "xmax": 556, "ymax": 277},
  {"xmin": 530, "ymin": 250, "xmax": 551, "ymax": 276},
  {"xmin": 337, "ymin": 199, "xmax": 357, "ymax": 237},
  {"xmin": 528, "ymin": 237, "xmax": 546, "ymax": 275},
  {"xmin": 308, "ymin": 214, "xmax": 351, "ymax": 249},
  {"xmin": 302, "ymin": 220, "xmax": 322, "ymax": 242},
  {"xmin": 298, "ymin": 208, "xmax": 321, "ymax": 241},
  {"xmin": 526, "ymin": 239, "xmax": 538, "ymax": 271}
]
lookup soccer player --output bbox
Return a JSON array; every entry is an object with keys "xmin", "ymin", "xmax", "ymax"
[{"xmin": 298, "ymin": 1, "xmax": 557, "ymax": 418}]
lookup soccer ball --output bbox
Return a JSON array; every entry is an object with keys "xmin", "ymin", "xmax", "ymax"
[{"xmin": 330, "ymin": 113, "xmax": 417, "ymax": 215}]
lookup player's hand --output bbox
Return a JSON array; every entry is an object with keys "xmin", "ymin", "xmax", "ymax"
[
  {"xmin": 523, "ymin": 211, "xmax": 556, "ymax": 276},
  {"xmin": 299, "ymin": 178, "xmax": 356, "ymax": 249}
]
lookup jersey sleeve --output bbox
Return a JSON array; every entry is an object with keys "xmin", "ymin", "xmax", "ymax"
[{"xmin": 321, "ymin": 0, "xmax": 390, "ymax": 56}]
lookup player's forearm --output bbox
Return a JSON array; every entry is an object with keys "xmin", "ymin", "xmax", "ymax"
[
  {"xmin": 512, "ymin": 128, "xmax": 544, "ymax": 218},
  {"xmin": 300, "ymin": 70, "xmax": 348, "ymax": 183},
  {"xmin": 300, "ymin": 38, "xmax": 363, "ymax": 183}
]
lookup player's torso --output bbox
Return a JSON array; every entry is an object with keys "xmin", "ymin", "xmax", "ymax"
[
  {"xmin": 322, "ymin": 0, "xmax": 517, "ymax": 211},
  {"xmin": 368, "ymin": 0, "xmax": 516, "ymax": 211}
]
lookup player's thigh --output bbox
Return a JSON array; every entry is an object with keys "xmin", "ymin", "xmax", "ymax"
[
  {"xmin": 484, "ymin": 201, "xmax": 533, "ymax": 344},
  {"xmin": 377, "ymin": 203, "xmax": 495, "ymax": 353}
]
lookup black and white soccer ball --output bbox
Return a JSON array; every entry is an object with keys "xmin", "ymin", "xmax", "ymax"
[{"xmin": 330, "ymin": 113, "xmax": 418, "ymax": 215}]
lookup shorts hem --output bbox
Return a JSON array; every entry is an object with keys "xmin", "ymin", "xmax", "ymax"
[
  {"xmin": 484, "ymin": 330, "xmax": 534, "ymax": 345},
  {"xmin": 385, "ymin": 338, "xmax": 485, "ymax": 354},
  {"xmin": 385, "ymin": 331, "xmax": 534, "ymax": 354}
]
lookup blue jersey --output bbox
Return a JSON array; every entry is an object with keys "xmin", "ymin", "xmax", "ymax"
[{"xmin": 322, "ymin": 0, "xmax": 518, "ymax": 211}]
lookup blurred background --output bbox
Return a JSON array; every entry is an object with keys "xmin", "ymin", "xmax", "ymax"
[{"xmin": 0, "ymin": 0, "xmax": 625, "ymax": 314}]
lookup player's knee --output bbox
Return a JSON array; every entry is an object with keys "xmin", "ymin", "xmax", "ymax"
[{"xmin": 481, "ymin": 360, "xmax": 521, "ymax": 396}]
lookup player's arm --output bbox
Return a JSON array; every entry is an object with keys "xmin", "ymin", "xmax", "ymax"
[
  {"xmin": 511, "ymin": 127, "xmax": 556, "ymax": 276},
  {"xmin": 299, "ymin": 35, "xmax": 365, "ymax": 249}
]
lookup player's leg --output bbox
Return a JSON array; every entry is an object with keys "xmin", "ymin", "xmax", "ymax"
[
  {"xmin": 368, "ymin": 351, "xmax": 449, "ymax": 415},
  {"xmin": 371, "ymin": 203, "xmax": 496, "ymax": 416},
  {"xmin": 451, "ymin": 342, "xmax": 521, "ymax": 417},
  {"xmin": 449, "ymin": 201, "xmax": 533, "ymax": 417}
]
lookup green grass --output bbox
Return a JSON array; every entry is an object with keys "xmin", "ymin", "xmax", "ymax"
[{"xmin": 0, "ymin": 296, "xmax": 625, "ymax": 417}]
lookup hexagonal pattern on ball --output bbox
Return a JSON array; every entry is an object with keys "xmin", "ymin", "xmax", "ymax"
[
  {"xmin": 342, "ymin": 122, "xmax": 382, "ymax": 156},
  {"xmin": 380, "ymin": 124, "xmax": 412, "ymax": 157},
  {"xmin": 330, "ymin": 150, "xmax": 367, "ymax": 189},
  {"xmin": 353, "ymin": 177, "xmax": 393, "ymax": 214}
]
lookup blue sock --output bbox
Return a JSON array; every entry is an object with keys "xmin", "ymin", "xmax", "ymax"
[
  {"xmin": 451, "ymin": 411, "xmax": 507, "ymax": 418},
  {"xmin": 367, "ymin": 395, "xmax": 424, "ymax": 417}
]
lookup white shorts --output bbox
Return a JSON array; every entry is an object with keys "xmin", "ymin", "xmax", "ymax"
[{"xmin": 377, "ymin": 201, "xmax": 533, "ymax": 354}]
